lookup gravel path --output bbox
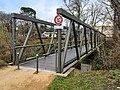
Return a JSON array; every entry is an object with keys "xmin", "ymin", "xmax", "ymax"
[{"xmin": 0, "ymin": 66, "xmax": 54, "ymax": 90}]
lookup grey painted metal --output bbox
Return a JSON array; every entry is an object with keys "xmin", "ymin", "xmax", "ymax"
[
  {"xmin": 57, "ymin": 8, "xmax": 106, "ymax": 37},
  {"xmin": 84, "ymin": 27, "xmax": 88, "ymax": 54},
  {"xmin": 12, "ymin": 18, "xmax": 16, "ymax": 64},
  {"xmin": 17, "ymin": 52, "xmax": 20, "ymax": 69},
  {"xmin": 57, "ymin": 8, "xmax": 96, "ymax": 31},
  {"xmin": 98, "ymin": 32, "xmax": 100, "ymax": 45},
  {"xmin": 35, "ymin": 23, "xmax": 45, "ymax": 53},
  {"xmin": 36, "ymin": 54, "xmax": 39, "ymax": 73},
  {"xmin": 11, "ymin": 13, "xmax": 54, "ymax": 26},
  {"xmin": 62, "ymin": 21, "xmax": 72, "ymax": 72},
  {"xmin": 72, "ymin": 21, "xmax": 79, "ymax": 60},
  {"xmin": 47, "ymin": 26, "xmax": 55, "ymax": 54},
  {"xmin": 97, "ymin": 31, "xmax": 99, "ymax": 46},
  {"xmin": 63, "ymin": 60, "xmax": 78, "ymax": 73},
  {"xmin": 57, "ymin": 29, "xmax": 62, "ymax": 73},
  {"xmin": 19, "ymin": 48, "xmax": 79, "ymax": 72},
  {"xmin": 87, "ymin": 28, "xmax": 91, "ymax": 50},
  {"xmin": 96, "ymin": 31, "xmax": 98, "ymax": 46},
  {"xmin": 92, "ymin": 31, "xmax": 95, "ymax": 48},
  {"xmin": 90, "ymin": 29, "xmax": 93, "ymax": 48},
  {"xmin": 19, "ymin": 23, "xmax": 34, "ymax": 60},
  {"xmin": 94, "ymin": 31, "xmax": 96, "ymax": 48},
  {"xmin": 96, "ymin": 31, "xmax": 97, "ymax": 46},
  {"xmin": 15, "ymin": 43, "xmax": 54, "ymax": 48},
  {"xmin": 20, "ymin": 45, "xmax": 102, "ymax": 73},
  {"xmin": 79, "ymin": 28, "xmax": 84, "ymax": 57},
  {"xmin": 11, "ymin": 8, "xmax": 106, "ymax": 73},
  {"xmin": 15, "ymin": 41, "xmax": 70, "ymax": 49},
  {"xmin": 64, "ymin": 28, "xmax": 68, "ymax": 47},
  {"xmin": 55, "ymin": 50, "xmax": 58, "ymax": 72},
  {"xmin": 98, "ymin": 32, "xmax": 99, "ymax": 46}
]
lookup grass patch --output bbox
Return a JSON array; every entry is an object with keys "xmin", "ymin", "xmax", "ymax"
[{"xmin": 48, "ymin": 69, "xmax": 120, "ymax": 90}]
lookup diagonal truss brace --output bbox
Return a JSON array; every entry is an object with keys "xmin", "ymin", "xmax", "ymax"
[
  {"xmin": 47, "ymin": 26, "xmax": 55, "ymax": 54},
  {"xmin": 72, "ymin": 21, "xmax": 79, "ymax": 60},
  {"xmin": 19, "ymin": 22, "xmax": 46, "ymax": 60},
  {"xmin": 35, "ymin": 23, "xmax": 45, "ymax": 54},
  {"xmin": 19, "ymin": 23, "xmax": 34, "ymax": 60},
  {"xmin": 62, "ymin": 21, "xmax": 73, "ymax": 72}
]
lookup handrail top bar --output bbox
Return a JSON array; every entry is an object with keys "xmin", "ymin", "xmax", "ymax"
[
  {"xmin": 57, "ymin": 8, "xmax": 93, "ymax": 29},
  {"xmin": 57, "ymin": 8, "xmax": 94, "ymax": 29},
  {"xmin": 11, "ymin": 13, "xmax": 55, "ymax": 26},
  {"xmin": 57, "ymin": 8, "xmax": 105, "ymax": 36}
]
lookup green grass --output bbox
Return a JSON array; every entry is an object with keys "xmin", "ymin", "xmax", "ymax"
[{"xmin": 48, "ymin": 69, "xmax": 120, "ymax": 90}]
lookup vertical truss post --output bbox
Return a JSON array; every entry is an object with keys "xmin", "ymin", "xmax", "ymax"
[
  {"xmin": 84, "ymin": 27, "xmax": 88, "ymax": 54},
  {"xmin": 36, "ymin": 54, "xmax": 39, "ymax": 73},
  {"xmin": 57, "ymin": 28, "xmax": 62, "ymax": 73},
  {"xmin": 97, "ymin": 31, "xmax": 99, "ymax": 46},
  {"xmin": 17, "ymin": 52, "xmax": 20, "ymax": 69},
  {"xmin": 98, "ymin": 32, "xmax": 100, "ymax": 45},
  {"xmin": 79, "ymin": 28, "xmax": 84, "ymax": 57},
  {"xmin": 12, "ymin": 17, "xmax": 16, "ymax": 64},
  {"xmin": 100, "ymin": 34, "xmax": 101, "ymax": 44},
  {"xmin": 94, "ymin": 31, "xmax": 96, "ymax": 48},
  {"xmin": 72, "ymin": 21, "xmax": 79, "ymax": 60},
  {"xmin": 90, "ymin": 29, "xmax": 93, "ymax": 49},
  {"xmin": 55, "ymin": 50, "xmax": 58, "ymax": 72},
  {"xmin": 87, "ymin": 28, "xmax": 91, "ymax": 50},
  {"xmin": 35, "ymin": 23, "xmax": 45, "ymax": 54}
]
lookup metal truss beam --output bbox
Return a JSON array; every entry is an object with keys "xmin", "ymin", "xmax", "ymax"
[{"xmin": 11, "ymin": 13, "xmax": 54, "ymax": 26}]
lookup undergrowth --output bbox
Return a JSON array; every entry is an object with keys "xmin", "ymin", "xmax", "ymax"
[
  {"xmin": 48, "ymin": 69, "xmax": 120, "ymax": 90},
  {"xmin": 104, "ymin": 38, "xmax": 120, "ymax": 69},
  {"xmin": 0, "ymin": 60, "xmax": 7, "ymax": 68}
]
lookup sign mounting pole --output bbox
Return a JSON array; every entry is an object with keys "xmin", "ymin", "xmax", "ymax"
[{"xmin": 54, "ymin": 14, "xmax": 63, "ymax": 73}]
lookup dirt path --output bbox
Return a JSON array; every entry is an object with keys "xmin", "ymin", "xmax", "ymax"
[{"xmin": 0, "ymin": 66, "xmax": 55, "ymax": 90}]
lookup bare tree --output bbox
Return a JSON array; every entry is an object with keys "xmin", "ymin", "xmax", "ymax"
[
  {"xmin": 63, "ymin": 0, "xmax": 89, "ymax": 21},
  {"xmin": 99, "ymin": 0, "xmax": 120, "ymax": 39},
  {"xmin": 109, "ymin": 0, "xmax": 120, "ymax": 39},
  {"xmin": 0, "ymin": 11, "xmax": 11, "ymax": 32},
  {"xmin": 97, "ymin": 0, "xmax": 114, "ymax": 33},
  {"xmin": 63, "ymin": 0, "xmax": 110, "ymax": 28},
  {"xmin": 87, "ymin": 3, "xmax": 104, "ymax": 27}
]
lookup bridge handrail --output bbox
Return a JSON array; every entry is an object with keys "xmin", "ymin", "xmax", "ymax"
[
  {"xmin": 11, "ymin": 13, "xmax": 55, "ymax": 26},
  {"xmin": 57, "ymin": 8, "xmax": 105, "ymax": 36},
  {"xmin": 56, "ymin": 8, "xmax": 106, "ymax": 73}
]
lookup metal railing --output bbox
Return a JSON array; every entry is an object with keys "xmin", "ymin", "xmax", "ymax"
[
  {"xmin": 11, "ymin": 13, "xmax": 55, "ymax": 64},
  {"xmin": 56, "ymin": 8, "xmax": 106, "ymax": 73},
  {"xmin": 11, "ymin": 8, "xmax": 106, "ymax": 73}
]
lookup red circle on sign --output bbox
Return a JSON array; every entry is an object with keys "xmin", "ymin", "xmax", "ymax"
[{"xmin": 54, "ymin": 14, "xmax": 63, "ymax": 25}]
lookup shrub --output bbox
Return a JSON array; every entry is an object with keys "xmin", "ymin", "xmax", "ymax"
[
  {"xmin": 91, "ymin": 57, "xmax": 104, "ymax": 70},
  {"xmin": 104, "ymin": 38, "xmax": 120, "ymax": 69},
  {"xmin": 86, "ymin": 50, "xmax": 104, "ymax": 70},
  {"xmin": 0, "ymin": 60, "xmax": 7, "ymax": 68}
]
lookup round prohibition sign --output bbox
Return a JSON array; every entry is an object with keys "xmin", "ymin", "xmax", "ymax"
[{"xmin": 54, "ymin": 14, "xmax": 63, "ymax": 24}]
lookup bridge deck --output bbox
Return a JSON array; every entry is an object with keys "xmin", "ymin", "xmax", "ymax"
[{"xmin": 20, "ymin": 45, "xmax": 91, "ymax": 72}]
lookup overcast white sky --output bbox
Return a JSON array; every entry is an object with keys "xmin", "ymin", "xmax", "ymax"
[{"xmin": 0, "ymin": 0, "xmax": 63, "ymax": 22}]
